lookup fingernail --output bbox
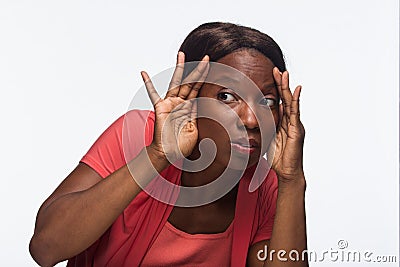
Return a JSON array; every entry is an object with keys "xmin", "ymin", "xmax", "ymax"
[
  {"xmin": 274, "ymin": 67, "xmax": 282, "ymax": 74},
  {"xmin": 177, "ymin": 51, "xmax": 184, "ymax": 63},
  {"xmin": 202, "ymin": 55, "xmax": 209, "ymax": 61},
  {"xmin": 140, "ymin": 71, "xmax": 146, "ymax": 81}
]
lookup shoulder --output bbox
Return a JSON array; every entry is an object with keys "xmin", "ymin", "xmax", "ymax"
[
  {"xmin": 117, "ymin": 109, "xmax": 155, "ymax": 132},
  {"xmin": 80, "ymin": 109, "xmax": 155, "ymax": 178}
]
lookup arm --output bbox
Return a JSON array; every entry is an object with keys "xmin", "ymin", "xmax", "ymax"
[
  {"xmin": 248, "ymin": 179, "xmax": 306, "ymax": 267},
  {"xmin": 248, "ymin": 69, "xmax": 308, "ymax": 267},
  {"xmin": 29, "ymin": 146, "xmax": 169, "ymax": 267},
  {"xmin": 265, "ymin": 69, "xmax": 308, "ymax": 267},
  {"xmin": 265, "ymin": 177, "xmax": 307, "ymax": 266},
  {"xmin": 30, "ymin": 51, "xmax": 210, "ymax": 267}
]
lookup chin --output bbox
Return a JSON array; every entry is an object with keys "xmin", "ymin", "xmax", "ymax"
[{"xmin": 224, "ymin": 152, "xmax": 260, "ymax": 171}]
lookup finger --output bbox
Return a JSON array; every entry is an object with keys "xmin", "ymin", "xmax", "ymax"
[
  {"xmin": 273, "ymin": 67, "xmax": 283, "ymax": 105},
  {"xmin": 186, "ymin": 62, "xmax": 210, "ymax": 99},
  {"xmin": 273, "ymin": 67, "xmax": 282, "ymax": 91},
  {"xmin": 177, "ymin": 55, "xmax": 209, "ymax": 99},
  {"xmin": 289, "ymin": 85, "xmax": 302, "ymax": 126},
  {"xmin": 278, "ymin": 103, "xmax": 289, "ymax": 134},
  {"xmin": 280, "ymin": 71, "xmax": 293, "ymax": 122},
  {"xmin": 166, "ymin": 51, "xmax": 185, "ymax": 98},
  {"xmin": 141, "ymin": 71, "xmax": 161, "ymax": 106},
  {"xmin": 273, "ymin": 68, "xmax": 287, "ymax": 131}
]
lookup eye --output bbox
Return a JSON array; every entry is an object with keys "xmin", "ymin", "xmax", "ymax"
[
  {"xmin": 217, "ymin": 92, "xmax": 237, "ymax": 102},
  {"xmin": 259, "ymin": 97, "xmax": 276, "ymax": 107}
]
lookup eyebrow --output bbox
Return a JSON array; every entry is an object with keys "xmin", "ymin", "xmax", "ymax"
[
  {"xmin": 262, "ymin": 83, "xmax": 277, "ymax": 94},
  {"xmin": 213, "ymin": 76, "xmax": 240, "ymax": 86},
  {"xmin": 263, "ymin": 83, "xmax": 276, "ymax": 89},
  {"xmin": 212, "ymin": 76, "xmax": 277, "ymax": 95}
]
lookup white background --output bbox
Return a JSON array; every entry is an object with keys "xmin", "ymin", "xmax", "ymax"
[{"xmin": 0, "ymin": 1, "xmax": 398, "ymax": 266}]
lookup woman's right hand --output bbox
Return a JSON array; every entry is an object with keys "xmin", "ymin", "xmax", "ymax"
[{"xmin": 140, "ymin": 52, "xmax": 210, "ymax": 162}]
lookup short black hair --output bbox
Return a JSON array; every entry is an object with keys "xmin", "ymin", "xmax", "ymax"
[{"xmin": 179, "ymin": 22, "xmax": 286, "ymax": 78}]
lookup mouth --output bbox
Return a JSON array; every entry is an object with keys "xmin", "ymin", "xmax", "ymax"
[{"xmin": 230, "ymin": 138, "xmax": 259, "ymax": 155}]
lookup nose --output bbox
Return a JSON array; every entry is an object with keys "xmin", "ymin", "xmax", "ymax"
[{"xmin": 237, "ymin": 102, "xmax": 259, "ymax": 130}]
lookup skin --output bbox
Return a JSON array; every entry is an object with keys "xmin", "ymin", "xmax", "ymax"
[
  {"xmin": 165, "ymin": 50, "xmax": 307, "ymax": 267},
  {"xmin": 169, "ymin": 50, "xmax": 281, "ymax": 234},
  {"xmin": 192, "ymin": 49, "xmax": 279, "ymax": 171},
  {"xmin": 29, "ymin": 49, "xmax": 307, "ymax": 267},
  {"xmin": 29, "ymin": 54, "xmax": 211, "ymax": 267}
]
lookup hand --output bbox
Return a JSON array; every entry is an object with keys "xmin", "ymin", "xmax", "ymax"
[
  {"xmin": 268, "ymin": 67, "xmax": 305, "ymax": 183},
  {"xmin": 141, "ymin": 52, "xmax": 210, "ymax": 162}
]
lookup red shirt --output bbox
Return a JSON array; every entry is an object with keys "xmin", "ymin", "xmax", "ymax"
[
  {"xmin": 141, "ymin": 220, "xmax": 234, "ymax": 266},
  {"xmin": 67, "ymin": 109, "xmax": 278, "ymax": 267}
]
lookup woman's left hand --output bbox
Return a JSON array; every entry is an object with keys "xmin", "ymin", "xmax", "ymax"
[{"xmin": 268, "ymin": 67, "xmax": 306, "ymax": 183}]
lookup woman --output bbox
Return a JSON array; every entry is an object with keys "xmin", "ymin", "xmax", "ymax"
[{"xmin": 30, "ymin": 22, "xmax": 307, "ymax": 267}]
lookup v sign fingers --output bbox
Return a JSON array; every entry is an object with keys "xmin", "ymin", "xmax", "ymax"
[
  {"xmin": 186, "ymin": 62, "xmax": 210, "ymax": 99},
  {"xmin": 177, "ymin": 55, "xmax": 209, "ymax": 99}
]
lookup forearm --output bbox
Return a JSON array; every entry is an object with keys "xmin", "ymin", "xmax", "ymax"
[
  {"xmin": 30, "ymin": 146, "xmax": 169, "ymax": 266},
  {"xmin": 264, "ymin": 176, "xmax": 308, "ymax": 267}
]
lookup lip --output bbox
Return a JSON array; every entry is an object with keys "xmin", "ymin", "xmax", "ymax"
[{"xmin": 230, "ymin": 137, "xmax": 259, "ymax": 155}]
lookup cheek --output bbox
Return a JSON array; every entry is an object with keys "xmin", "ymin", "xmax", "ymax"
[
  {"xmin": 197, "ymin": 118, "xmax": 229, "ymax": 145},
  {"xmin": 197, "ymin": 99, "xmax": 238, "ymax": 137},
  {"xmin": 256, "ymin": 108, "xmax": 279, "ymax": 150},
  {"xmin": 196, "ymin": 105, "xmax": 238, "ymax": 156}
]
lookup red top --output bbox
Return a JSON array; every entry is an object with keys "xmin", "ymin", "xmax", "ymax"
[
  {"xmin": 141, "ymin": 220, "xmax": 233, "ymax": 266},
  {"xmin": 66, "ymin": 109, "xmax": 278, "ymax": 267}
]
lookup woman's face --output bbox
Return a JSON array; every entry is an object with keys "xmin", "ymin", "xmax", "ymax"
[{"xmin": 194, "ymin": 49, "xmax": 280, "ymax": 170}]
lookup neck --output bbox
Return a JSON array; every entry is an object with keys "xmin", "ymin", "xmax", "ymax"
[
  {"xmin": 179, "ymin": 161, "xmax": 241, "ymax": 207},
  {"xmin": 180, "ymin": 152, "xmax": 243, "ymax": 188}
]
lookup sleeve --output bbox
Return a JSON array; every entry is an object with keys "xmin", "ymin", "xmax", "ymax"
[
  {"xmin": 80, "ymin": 109, "xmax": 154, "ymax": 178},
  {"xmin": 251, "ymin": 169, "xmax": 278, "ymax": 244}
]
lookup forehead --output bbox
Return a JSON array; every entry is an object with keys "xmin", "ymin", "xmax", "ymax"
[
  {"xmin": 202, "ymin": 49, "xmax": 276, "ymax": 95},
  {"xmin": 217, "ymin": 49, "xmax": 275, "ymax": 73}
]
